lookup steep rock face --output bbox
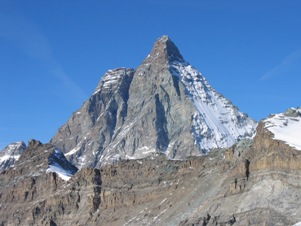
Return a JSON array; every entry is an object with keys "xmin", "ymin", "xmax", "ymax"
[
  {"xmin": 51, "ymin": 68, "xmax": 135, "ymax": 167},
  {"xmin": 0, "ymin": 141, "xmax": 26, "ymax": 172},
  {"xmin": 51, "ymin": 36, "xmax": 256, "ymax": 168},
  {"xmin": 113, "ymin": 36, "xmax": 201, "ymax": 160}
]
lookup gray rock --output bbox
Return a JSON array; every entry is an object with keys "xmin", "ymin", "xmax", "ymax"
[{"xmin": 283, "ymin": 107, "xmax": 301, "ymax": 117}]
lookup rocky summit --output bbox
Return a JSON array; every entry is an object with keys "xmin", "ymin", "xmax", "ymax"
[
  {"xmin": 50, "ymin": 35, "xmax": 256, "ymax": 168},
  {"xmin": 1, "ymin": 36, "xmax": 301, "ymax": 226}
]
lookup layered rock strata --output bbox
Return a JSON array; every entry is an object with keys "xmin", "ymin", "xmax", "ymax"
[{"xmin": 2, "ymin": 123, "xmax": 301, "ymax": 226}]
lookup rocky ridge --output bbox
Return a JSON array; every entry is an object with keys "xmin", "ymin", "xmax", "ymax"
[{"xmin": 1, "ymin": 108, "xmax": 301, "ymax": 225}]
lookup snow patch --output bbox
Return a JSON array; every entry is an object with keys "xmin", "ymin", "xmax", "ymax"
[
  {"xmin": 264, "ymin": 108, "xmax": 301, "ymax": 151},
  {"xmin": 0, "ymin": 154, "xmax": 20, "ymax": 162},
  {"xmin": 65, "ymin": 145, "xmax": 81, "ymax": 156},
  {"xmin": 46, "ymin": 149, "xmax": 77, "ymax": 181},
  {"xmin": 46, "ymin": 163, "xmax": 73, "ymax": 181},
  {"xmin": 159, "ymin": 198, "xmax": 167, "ymax": 205}
]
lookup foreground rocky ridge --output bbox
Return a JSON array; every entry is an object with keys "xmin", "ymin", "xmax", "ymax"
[
  {"xmin": 0, "ymin": 140, "xmax": 100, "ymax": 226},
  {"xmin": 1, "ymin": 115, "xmax": 301, "ymax": 225}
]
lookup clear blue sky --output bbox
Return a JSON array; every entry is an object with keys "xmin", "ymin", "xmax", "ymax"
[{"xmin": 1, "ymin": 0, "xmax": 301, "ymax": 149}]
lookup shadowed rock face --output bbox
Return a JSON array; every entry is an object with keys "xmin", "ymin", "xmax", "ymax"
[{"xmin": 50, "ymin": 36, "xmax": 256, "ymax": 168}]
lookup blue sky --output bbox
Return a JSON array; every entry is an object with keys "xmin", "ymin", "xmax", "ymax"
[{"xmin": 1, "ymin": 0, "xmax": 301, "ymax": 149}]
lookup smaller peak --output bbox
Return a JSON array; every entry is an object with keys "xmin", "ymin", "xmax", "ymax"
[{"xmin": 93, "ymin": 67, "xmax": 135, "ymax": 95}]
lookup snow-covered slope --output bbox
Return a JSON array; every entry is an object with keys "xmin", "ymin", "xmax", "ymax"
[
  {"xmin": 264, "ymin": 108, "xmax": 301, "ymax": 151},
  {"xmin": 0, "ymin": 141, "xmax": 26, "ymax": 171},
  {"xmin": 171, "ymin": 60, "xmax": 257, "ymax": 151},
  {"xmin": 47, "ymin": 148, "xmax": 78, "ymax": 181}
]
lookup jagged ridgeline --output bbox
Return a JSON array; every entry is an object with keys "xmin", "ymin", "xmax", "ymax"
[{"xmin": 50, "ymin": 35, "xmax": 257, "ymax": 168}]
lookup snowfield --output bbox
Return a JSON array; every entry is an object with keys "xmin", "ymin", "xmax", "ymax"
[
  {"xmin": 264, "ymin": 108, "xmax": 301, "ymax": 151},
  {"xmin": 46, "ymin": 163, "xmax": 73, "ymax": 181},
  {"xmin": 46, "ymin": 149, "xmax": 77, "ymax": 181}
]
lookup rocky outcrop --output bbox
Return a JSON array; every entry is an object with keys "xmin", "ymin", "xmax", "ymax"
[{"xmin": 0, "ymin": 140, "xmax": 102, "ymax": 226}]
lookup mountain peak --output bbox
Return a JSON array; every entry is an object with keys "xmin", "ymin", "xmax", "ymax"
[
  {"xmin": 147, "ymin": 35, "xmax": 183, "ymax": 63},
  {"xmin": 51, "ymin": 36, "xmax": 256, "ymax": 167}
]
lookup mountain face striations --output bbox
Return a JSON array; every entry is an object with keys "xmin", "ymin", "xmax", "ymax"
[{"xmin": 51, "ymin": 36, "xmax": 256, "ymax": 168}]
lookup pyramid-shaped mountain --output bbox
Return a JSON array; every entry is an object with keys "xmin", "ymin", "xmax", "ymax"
[{"xmin": 51, "ymin": 36, "xmax": 257, "ymax": 168}]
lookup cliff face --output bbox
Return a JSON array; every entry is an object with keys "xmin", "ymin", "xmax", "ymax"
[{"xmin": 2, "ymin": 118, "xmax": 301, "ymax": 226}]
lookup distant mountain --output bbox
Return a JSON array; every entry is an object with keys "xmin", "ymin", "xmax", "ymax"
[
  {"xmin": 51, "ymin": 35, "xmax": 257, "ymax": 168},
  {"xmin": 0, "ymin": 141, "xmax": 26, "ymax": 171}
]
